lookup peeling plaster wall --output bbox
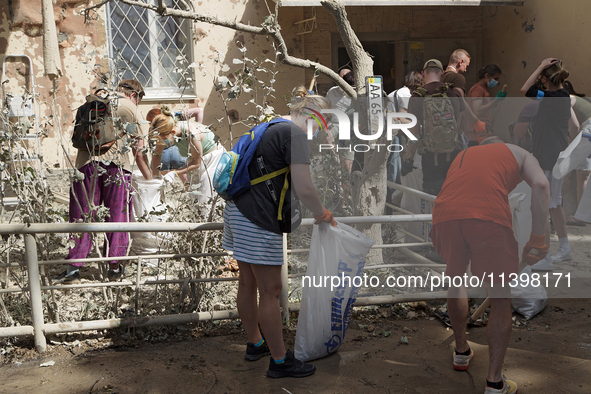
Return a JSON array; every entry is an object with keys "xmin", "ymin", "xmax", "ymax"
[
  {"xmin": 0, "ymin": 0, "xmax": 305, "ymax": 168},
  {"xmin": 0, "ymin": 0, "xmax": 106, "ymax": 169},
  {"xmin": 481, "ymin": 0, "xmax": 591, "ymax": 143},
  {"xmin": 16, "ymin": 0, "xmax": 590, "ymax": 169},
  {"xmin": 483, "ymin": 0, "xmax": 591, "ymax": 98},
  {"xmin": 482, "ymin": 0, "xmax": 591, "ymax": 216},
  {"xmin": 173, "ymin": 1, "xmax": 305, "ymax": 144}
]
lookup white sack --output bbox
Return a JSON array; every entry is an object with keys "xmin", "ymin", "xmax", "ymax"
[
  {"xmin": 508, "ymin": 183, "xmax": 547, "ymax": 319},
  {"xmin": 131, "ymin": 171, "xmax": 170, "ymax": 257},
  {"xmin": 295, "ymin": 222, "xmax": 375, "ymax": 362},
  {"xmin": 511, "ymin": 266, "xmax": 548, "ymax": 320},
  {"xmin": 553, "ymin": 130, "xmax": 591, "ymax": 179},
  {"xmin": 574, "ymin": 179, "xmax": 591, "ymax": 223}
]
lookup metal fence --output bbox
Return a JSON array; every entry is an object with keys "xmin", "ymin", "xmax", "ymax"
[{"xmin": 0, "ymin": 183, "xmax": 440, "ymax": 353}]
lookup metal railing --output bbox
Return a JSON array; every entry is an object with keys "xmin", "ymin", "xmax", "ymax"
[{"xmin": 0, "ymin": 192, "xmax": 439, "ymax": 353}]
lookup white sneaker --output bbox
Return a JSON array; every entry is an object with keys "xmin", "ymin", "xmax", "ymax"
[
  {"xmin": 484, "ymin": 375, "xmax": 518, "ymax": 394},
  {"xmin": 550, "ymin": 247, "xmax": 573, "ymax": 263},
  {"xmin": 531, "ymin": 256, "xmax": 554, "ymax": 271}
]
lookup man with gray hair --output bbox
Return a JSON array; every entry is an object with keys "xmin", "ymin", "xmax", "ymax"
[{"xmin": 443, "ymin": 49, "xmax": 488, "ymax": 145}]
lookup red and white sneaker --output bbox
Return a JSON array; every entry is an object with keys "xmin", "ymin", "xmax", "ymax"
[{"xmin": 453, "ymin": 347, "xmax": 474, "ymax": 371}]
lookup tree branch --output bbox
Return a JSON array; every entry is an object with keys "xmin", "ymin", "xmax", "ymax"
[
  {"xmin": 98, "ymin": 0, "xmax": 356, "ymax": 97},
  {"xmin": 85, "ymin": 0, "xmax": 113, "ymax": 13},
  {"xmin": 156, "ymin": 0, "xmax": 166, "ymax": 15},
  {"xmin": 271, "ymin": 30, "xmax": 356, "ymax": 97},
  {"xmin": 321, "ymin": 0, "xmax": 373, "ymax": 93}
]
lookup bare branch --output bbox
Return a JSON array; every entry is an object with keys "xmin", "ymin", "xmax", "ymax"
[
  {"xmin": 95, "ymin": 0, "xmax": 356, "ymax": 97},
  {"xmin": 270, "ymin": 30, "xmax": 356, "ymax": 97},
  {"xmin": 321, "ymin": 0, "xmax": 373, "ymax": 93},
  {"xmin": 263, "ymin": 0, "xmax": 273, "ymax": 17},
  {"xmin": 116, "ymin": 0, "xmax": 273, "ymax": 35},
  {"xmin": 156, "ymin": 0, "xmax": 166, "ymax": 14},
  {"xmin": 83, "ymin": 0, "xmax": 113, "ymax": 22}
]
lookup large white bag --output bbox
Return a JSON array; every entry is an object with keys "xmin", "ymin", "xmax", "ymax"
[
  {"xmin": 552, "ymin": 130, "xmax": 591, "ymax": 179},
  {"xmin": 294, "ymin": 222, "xmax": 375, "ymax": 362},
  {"xmin": 508, "ymin": 183, "xmax": 547, "ymax": 320},
  {"xmin": 575, "ymin": 179, "xmax": 591, "ymax": 223},
  {"xmin": 511, "ymin": 266, "xmax": 548, "ymax": 320},
  {"xmin": 130, "ymin": 171, "xmax": 170, "ymax": 256}
]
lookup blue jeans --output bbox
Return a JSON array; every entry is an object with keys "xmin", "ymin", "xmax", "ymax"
[{"xmin": 161, "ymin": 145, "xmax": 187, "ymax": 171}]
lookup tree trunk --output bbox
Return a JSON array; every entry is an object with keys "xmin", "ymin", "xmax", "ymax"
[
  {"xmin": 323, "ymin": 0, "xmax": 386, "ymax": 265},
  {"xmin": 95, "ymin": 0, "xmax": 388, "ymax": 264}
]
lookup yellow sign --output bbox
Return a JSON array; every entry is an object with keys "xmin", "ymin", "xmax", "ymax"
[{"xmin": 410, "ymin": 41, "xmax": 424, "ymax": 50}]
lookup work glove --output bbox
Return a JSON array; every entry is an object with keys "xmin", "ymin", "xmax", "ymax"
[
  {"xmin": 314, "ymin": 208, "xmax": 337, "ymax": 227},
  {"xmin": 473, "ymin": 120, "xmax": 487, "ymax": 134},
  {"xmin": 495, "ymin": 91, "xmax": 507, "ymax": 101},
  {"xmin": 473, "ymin": 121, "xmax": 491, "ymax": 144},
  {"xmin": 400, "ymin": 158, "xmax": 416, "ymax": 176},
  {"xmin": 162, "ymin": 171, "xmax": 177, "ymax": 185},
  {"xmin": 522, "ymin": 233, "xmax": 548, "ymax": 265}
]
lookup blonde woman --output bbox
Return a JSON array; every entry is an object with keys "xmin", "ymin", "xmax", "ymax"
[
  {"xmin": 150, "ymin": 106, "xmax": 225, "ymax": 203},
  {"xmin": 223, "ymin": 94, "xmax": 336, "ymax": 378}
]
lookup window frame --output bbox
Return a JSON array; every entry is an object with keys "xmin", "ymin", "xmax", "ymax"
[{"xmin": 104, "ymin": 1, "xmax": 196, "ymax": 101}]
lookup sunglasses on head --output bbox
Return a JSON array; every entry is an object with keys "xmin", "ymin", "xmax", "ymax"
[{"xmin": 120, "ymin": 83, "xmax": 145, "ymax": 99}]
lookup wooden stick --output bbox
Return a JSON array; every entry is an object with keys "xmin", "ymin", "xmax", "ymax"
[
  {"xmin": 502, "ymin": 84, "xmax": 507, "ymax": 93},
  {"xmin": 467, "ymin": 298, "xmax": 491, "ymax": 325}
]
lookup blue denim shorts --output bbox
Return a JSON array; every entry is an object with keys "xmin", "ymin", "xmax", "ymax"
[{"xmin": 160, "ymin": 145, "xmax": 187, "ymax": 171}]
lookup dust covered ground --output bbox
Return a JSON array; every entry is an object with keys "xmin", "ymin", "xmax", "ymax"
[
  {"xmin": 1, "ymin": 297, "xmax": 590, "ymax": 394},
  {"xmin": 1, "ymin": 176, "xmax": 590, "ymax": 393}
]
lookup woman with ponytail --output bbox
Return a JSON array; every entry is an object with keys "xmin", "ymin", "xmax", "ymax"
[
  {"xmin": 465, "ymin": 64, "xmax": 505, "ymax": 147},
  {"xmin": 520, "ymin": 58, "xmax": 579, "ymax": 270},
  {"xmin": 150, "ymin": 106, "xmax": 187, "ymax": 185},
  {"xmin": 150, "ymin": 105, "xmax": 226, "ymax": 203},
  {"xmin": 222, "ymin": 93, "xmax": 335, "ymax": 378}
]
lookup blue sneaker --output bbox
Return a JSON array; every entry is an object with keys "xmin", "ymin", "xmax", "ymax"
[
  {"xmin": 245, "ymin": 339, "xmax": 270, "ymax": 361},
  {"xmin": 266, "ymin": 350, "xmax": 316, "ymax": 378}
]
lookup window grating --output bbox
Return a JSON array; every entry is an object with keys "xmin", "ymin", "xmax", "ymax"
[{"xmin": 106, "ymin": 0, "xmax": 193, "ymax": 97}]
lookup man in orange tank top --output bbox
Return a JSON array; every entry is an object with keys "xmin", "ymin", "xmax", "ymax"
[{"xmin": 430, "ymin": 137, "xmax": 550, "ymax": 394}]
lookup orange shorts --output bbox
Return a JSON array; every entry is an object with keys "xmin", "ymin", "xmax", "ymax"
[{"xmin": 430, "ymin": 219, "xmax": 518, "ymax": 284}]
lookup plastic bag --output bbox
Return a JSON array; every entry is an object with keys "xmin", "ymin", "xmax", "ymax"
[
  {"xmin": 552, "ymin": 130, "xmax": 591, "ymax": 179},
  {"xmin": 510, "ymin": 266, "xmax": 548, "ymax": 320},
  {"xmin": 508, "ymin": 185, "xmax": 530, "ymax": 254},
  {"xmin": 508, "ymin": 185, "xmax": 547, "ymax": 320},
  {"xmin": 130, "ymin": 171, "xmax": 171, "ymax": 260},
  {"xmin": 294, "ymin": 222, "xmax": 375, "ymax": 362},
  {"xmin": 575, "ymin": 179, "xmax": 591, "ymax": 223}
]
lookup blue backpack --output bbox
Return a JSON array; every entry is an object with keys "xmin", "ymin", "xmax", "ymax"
[{"xmin": 213, "ymin": 118, "xmax": 292, "ymax": 220}]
